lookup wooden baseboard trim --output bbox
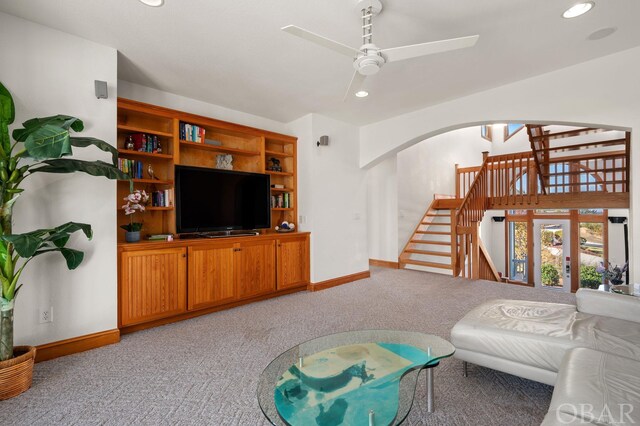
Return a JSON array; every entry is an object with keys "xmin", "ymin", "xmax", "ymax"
[
  {"xmin": 308, "ymin": 270, "xmax": 371, "ymax": 292},
  {"xmin": 120, "ymin": 285, "xmax": 308, "ymax": 335},
  {"xmin": 35, "ymin": 329, "xmax": 120, "ymax": 363},
  {"xmin": 369, "ymin": 259, "xmax": 399, "ymax": 269}
]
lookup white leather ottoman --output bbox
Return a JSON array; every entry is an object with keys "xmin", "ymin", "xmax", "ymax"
[{"xmin": 541, "ymin": 347, "xmax": 640, "ymax": 425}]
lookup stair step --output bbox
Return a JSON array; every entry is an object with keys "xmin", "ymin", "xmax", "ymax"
[
  {"xmin": 410, "ymin": 239, "xmax": 451, "ymax": 246},
  {"xmin": 421, "ymin": 222, "xmax": 451, "ymax": 226},
  {"xmin": 425, "ymin": 213, "xmax": 449, "ymax": 217},
  {"xmin": 405, "ymin": 249, "xmax": 450, "ymax": 257},
  {"xmin": 415, "ymin": 230, "xmax": 450, "ymax": 235},
  {"xmin": 403, "ymin": 259, "xmax": 453, "ymax": 270}
]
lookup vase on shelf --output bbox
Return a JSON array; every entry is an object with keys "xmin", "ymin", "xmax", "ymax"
[{"xmin": 125, "ymin": 231, "xmax": 141, "ymax": 243}]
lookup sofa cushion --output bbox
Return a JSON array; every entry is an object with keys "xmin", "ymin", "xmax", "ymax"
[
  {"xmin": 544, "ymin": 347, "xmax": 640, "ymax": 426},
  {"xmin": 451, "ymin": 299, "xmax": 640, "ymax": 375},
  {"xmin": 577, "ymin": 289, "xmax": 640, "ymax": 324}
]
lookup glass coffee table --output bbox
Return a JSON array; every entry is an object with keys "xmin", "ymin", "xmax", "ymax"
[{"xmin": 257, "ymin": 330, "xmax": 455, "ymax": 426}]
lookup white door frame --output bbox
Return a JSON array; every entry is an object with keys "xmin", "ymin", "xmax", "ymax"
[{"xmin": 533, "ymin": 219, "xmax": 571, "ymax": 292}]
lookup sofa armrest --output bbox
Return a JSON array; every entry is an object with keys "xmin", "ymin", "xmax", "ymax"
[{"xmin": 576, "ymin": 288, "xmax": 640, "ymax": 323}]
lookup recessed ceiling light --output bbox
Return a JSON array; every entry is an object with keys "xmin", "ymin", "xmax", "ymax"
[
  {"xmin": 139, "ymin": 0, "xmax": 164, "ymax": 6},
  {"xmin": 562, "ymin": 2, "xmax": 594, "ymax": 19},
  {"xmin": 355, "ymin": 91, "xmax": 369, "ymax": 98}
]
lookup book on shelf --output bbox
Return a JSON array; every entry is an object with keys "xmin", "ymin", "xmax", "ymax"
[
  {"xmin": 118, "ymin": 158, "xmax": 144, "ymax": 179},
  {"xmin": 147, "ymin": 233, "xmax": 174, "ymax": 241},
  {"xmin": 180, "ymin": 122, "xmax": 205, "ymax": 143},
  {"xmin": 271, "ymin": 184, "xmax": 284, "ymax": 189},
  {"xmin": 128, "ymin": 133, "xmax": 162, "ymax": 154},
  {"xmin": 151, "ymin": 189, "xmax": 174, "ymax": 207}
]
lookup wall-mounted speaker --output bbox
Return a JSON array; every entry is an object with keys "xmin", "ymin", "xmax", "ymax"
[{"xmin": 316, "ymin": 135, "xmax": 329, "ymax": 147}]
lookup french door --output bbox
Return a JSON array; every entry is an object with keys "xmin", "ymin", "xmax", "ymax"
[{"xmin": 533, "ymin": 219, "xmax": 571, "ymax": 292}]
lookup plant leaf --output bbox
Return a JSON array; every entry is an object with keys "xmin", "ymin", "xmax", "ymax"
[
  {"xmin": 70, "ymin": 137, "xmax": 118, "ymax": 166},
  {"xmin": 60, "ymin": 248, "xmax": 84, "ymax": 269},
  {"xmin": 22, "ymin": 124, "xmax": 72, "ymax": 160},
  {"xmin": 0, "ymin": 82, "xmax": 15, "ymax": 125},
  {"xmin": 1, "ymin": 234, "xmax": 43, "ymax": 258},
  {"xmin": 12, "ymin": 115, "xmax": 83, "ymax": 142},
  {"xmin": 30, "ymin": 159, "xmax": 129, "ymax": 180},
  {"xmin": 0, "ymin": 82, "xmax": 14, "ymax": 155},
  {"xmin": 54, "ymin": 222, "xmax": 92, "ymax": 240}
]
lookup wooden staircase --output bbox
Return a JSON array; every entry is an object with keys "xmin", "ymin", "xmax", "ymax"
[
  {"xmin": 400, "ymin": 126, "xmax": 631, "ymax": 282},
  {"xmin": 399, "ymin": 196, "xmax": 459, "ymax": 274}
]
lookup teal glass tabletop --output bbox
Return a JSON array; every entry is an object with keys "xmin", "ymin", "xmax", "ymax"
[{"xmin": 257, "ymin": 330, "xmax": 455, "ymax": 426}]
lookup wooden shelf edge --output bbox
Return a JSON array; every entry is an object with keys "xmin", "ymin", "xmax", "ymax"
[
  {"xmin": 117, "ymin": 124, "xmax": 173, "ymax": 138},
  {"xmin": 265, "ymin": 150, "xmax": 293, "ymax": 158},
  {"xmin": 270, "ymin": 187, "xmax": 294, "ymax": 192},
  {"xmin": 118, "ymin": 179, "xmax": 173, "ymax": 185},
  {"xmin": 117, "ymin": 149, "xmax": 173, "ymax": 160},
  {"xmin": 180, "ymin": 140, "xmax": 260, "ymax": 156},
  {"xmin": 266, "ymin": 170, "xmax": 294, "ymax": 177},
  {"xmin": 272, "ymin": 208, "xmax": 293, "ymax": 211}
]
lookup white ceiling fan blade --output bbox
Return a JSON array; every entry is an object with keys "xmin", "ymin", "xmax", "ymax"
[
  {"xmin": 343, "ymin": 71, "xmax": 367, "ymax": 102},
  {"xmin": 281, "ymin": 25, "xmax": 360, "ymax": 58},
  {"xmin": 382, "ymin": 35, "xmax": 479, "ymax": 63}
]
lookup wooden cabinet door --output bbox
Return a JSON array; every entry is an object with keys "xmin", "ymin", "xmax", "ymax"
[
  {"xmin": 187, "ymin": 244, "xmax": 236, "ymax": 310},
  {"xmin": 120, "ymin": 247, "xmax": 187, "ymax": 327},
  {"xmin": 236, "ymin": 240, "xmax": 276, "ymax": 300},
  {"xmin": 277, "ymin": 236, "xmax": 310, "ymax": 289}
]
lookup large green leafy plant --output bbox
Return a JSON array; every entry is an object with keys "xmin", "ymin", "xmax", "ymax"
[{"xmin": 0, "ymin": 82, "xmax": 128, "ymax": 361}]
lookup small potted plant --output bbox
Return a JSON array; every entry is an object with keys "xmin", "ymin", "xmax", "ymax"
[{"xmin": 120, "ymin": 190, "xmax": 149, "ymax": 243}]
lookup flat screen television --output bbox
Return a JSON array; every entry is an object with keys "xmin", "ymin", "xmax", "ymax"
[{"xmin": 175, "ymin": 165, "xmax": 271, "ymax": 233}]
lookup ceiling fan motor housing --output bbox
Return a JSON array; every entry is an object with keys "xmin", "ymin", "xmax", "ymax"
[{"xmin": 354, "ymin": 44, "xmax": 385, "ymax": 75}]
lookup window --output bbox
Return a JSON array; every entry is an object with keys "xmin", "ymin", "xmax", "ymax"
[{"xmin": 504, "ymin": 124, "xmax": 524, "ymax": 141}]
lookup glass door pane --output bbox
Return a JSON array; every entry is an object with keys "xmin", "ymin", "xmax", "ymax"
[
  {"xmin": 539, "ymin": 223, "xmax": 564, "ymax": 288},
  {"xmin": 508, "ymin": 222, "xmax": 528, "ymax": 282},
  {"xmin": 579, "ymin": 222, "xmax": 604, "ymax": 289}
]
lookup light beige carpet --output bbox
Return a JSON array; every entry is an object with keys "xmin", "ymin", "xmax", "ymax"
[{"xmin": 0, "ymin": 267, "xmax": 575, "ymax": 425}]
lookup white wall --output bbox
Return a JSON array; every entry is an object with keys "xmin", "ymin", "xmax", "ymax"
[
  {"xmin": 396, "ymin": 127, "xmax": 491, "ymax": 253},
  {"xmin": 1, "ymin": 12, "xmax": 118, "ymax": 346},
  {"xmin": 286, "ymin": 115, "xmax": 368, "ymax": 282},
  {"xmin": 362, "ymin": 46, "xmax": 640, "ymax": 281},
  {"xmin": 366, "ymin": 156, "xmax": 398, "ymax": 262},
  {"xmin": 118, "ymin": 81, "xmax": 288, "ymax": 135}
]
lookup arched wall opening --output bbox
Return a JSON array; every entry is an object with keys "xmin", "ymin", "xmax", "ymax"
[{"xmin": 366, "ymin": 121, "xmax": 632, "ymax": 287}]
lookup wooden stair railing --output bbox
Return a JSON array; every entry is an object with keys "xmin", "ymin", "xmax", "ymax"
[
  {"xmin": 526, "ymin": 125, "xmax": 549, "ymax": 194},
  {"xmin": 478, "ymin": 238, "xmax": 501, "ymax": 282}
]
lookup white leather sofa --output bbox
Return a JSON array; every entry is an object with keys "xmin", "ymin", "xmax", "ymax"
[
  {"xmin": 541, "ymin": 347, "xmax": 640, "ymax": 425},
  {"xmin": 451, "ymin": 289, "xmax": 640, "ymax": 425}
]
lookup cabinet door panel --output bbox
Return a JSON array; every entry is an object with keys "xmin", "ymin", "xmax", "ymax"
[
  {"xmin": 277, "ymin": 236, "xmax": 310, "ymax": 289},
  {"xmin": 237, "ymin": 240, "xmax": 276, "ymax": 299},
  {"xmin": 188, "ymin": 244, "xmax": 236, "ymax": 310},
  {"xmin": 120, "ymin": 248, "xmax": 187, "ymax": 326}
]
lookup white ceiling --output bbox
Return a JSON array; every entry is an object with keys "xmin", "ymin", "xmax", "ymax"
[{"xmin": 1, "ymin": 0, "xmax": 640, "ymax": 125}]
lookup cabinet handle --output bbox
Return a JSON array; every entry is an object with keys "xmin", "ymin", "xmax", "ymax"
[{"xmin": 182, "ymin": 254, "xmax": 186, "ymax": 258}]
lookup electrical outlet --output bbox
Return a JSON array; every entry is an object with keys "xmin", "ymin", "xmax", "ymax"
[{"xmin": 39, "ymin": 307, "xmax": 53, "ymax": 324}]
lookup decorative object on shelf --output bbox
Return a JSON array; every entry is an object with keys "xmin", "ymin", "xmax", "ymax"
[
  {"xmin": 596, "ymin": 261, "xmax": 628, "ymax": 286},
  {"xmin": 120, "ymin": 190, "xmax": 150, "ymax": 243},
  {"xmin": 0, "ymin": 82, "xmax": 128, "ymax": 398},
  {"xmin": 156, "ymin": 141, "xmax": 162, "ymax": 154},
  {"xmin": 147, "ymin": 164, "xmax": 159, "ymax": 180},
  {"xmin": 216, "ymin": 154, "xmax": 233, "ymax": 170},
  {"xmin": 275, "ymin": 221, "xmax": 296, "ymax": 233},
  {"xmin": 267, "ymin": 157, "xmax": 282, "ymax": 172},
  {"xmin": 205, "ymin": 138, "xmax": 222, "ymax": 146},
  {"xmin": 125, "ymin": 135, "xmax": 135, "ymax": 150}
]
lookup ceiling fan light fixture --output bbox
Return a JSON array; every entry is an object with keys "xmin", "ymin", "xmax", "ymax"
[
  {"xmin": 355, "ymin": 91, "xmax": 369, "ymax": 98},
  {"xmin": 562, "ymin": 2, "xmax": 594, "ymax": 18},
  {"xmin": 138, "ymin": 0, "xmax": 164, "ymax": 7}
]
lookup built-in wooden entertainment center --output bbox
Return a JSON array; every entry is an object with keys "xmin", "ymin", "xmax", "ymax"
[{"xmin": 116, "ymin": 99, "xmax": 309, "ymax": 333}]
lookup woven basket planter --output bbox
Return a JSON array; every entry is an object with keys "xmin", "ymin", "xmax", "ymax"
[{"xmin": 0, "ymin": 346, "xmax": 36, "ymax": 400}]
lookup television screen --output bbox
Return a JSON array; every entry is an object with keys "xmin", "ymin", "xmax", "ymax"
[{"xmin": 175, "ymin": 165, "xmax": 271, "ymax": 233}]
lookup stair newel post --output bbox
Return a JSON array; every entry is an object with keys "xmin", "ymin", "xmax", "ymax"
[
  {"xmin": 455, "ymin": 163, "xmax": 460, "ymax": 199},
  {"xmin": 450, "ymin": 209, "xmax": 457, "ymax": 276},
  {"xmin": 471, "ymin": 222, "xmax": 480, "ymax": 280}
]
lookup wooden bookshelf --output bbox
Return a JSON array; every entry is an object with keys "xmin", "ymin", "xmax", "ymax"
[{"xmin": 117, "ymin": 98, "xmax": 299, "ymax": 241}]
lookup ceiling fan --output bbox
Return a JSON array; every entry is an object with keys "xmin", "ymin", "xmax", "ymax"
[{"xmin": 282, "ymin": 0, "xmax": 479, "ymax": 100}]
